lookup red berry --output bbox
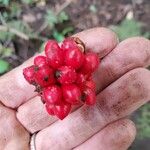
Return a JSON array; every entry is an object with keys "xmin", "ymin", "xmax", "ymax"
[
  {"xmin": 64, "ymin": 48, "xmax": 84, "ymax": 70},
  {"xmin": 23, "ymin": 65, "xmax": 35, "ymax": 84},
  {"xmin": 23, "ymin": 37, "xmax": 99, "ymax": 120},
  {"xmin": 61, "ymin": 37, "xmax": 78, "ymax": 51},
  {"xmin": 53, "ymin": 102, "xmax": 71, "ymax": 120},
  {"xmin": 45, "ymin": 103, "xmax": 55, "ymax": 116},
  {"xmin": 85, "ymin": 80, "xmax": 96, "ymax": 91},
  {"xmin": 43, "ymin": 85, "xmax": 62, "ymax": 105},
  {"xmin": 45, "ymin": 40, "xmax": 63, "ymax": 69},
  {"xmin": 82, "ymin": 88, "xmax": 96, "ymax": 105},
  {"xmin": 81, "ymin": 52, "xmax": 99, "ymax": 74},
  {"xmin": 63, "ymin": 84, "xmax": 81, "ymax": 105},
  {"xmin": 55, "ymin": 66, "xmax": 77, "ymax": 84},
  {"xmin": 34, "ymin": 55, "xmax": 47, "ymax": 67},
  {"xmin": 76, "ymin": 73, "xmax": 86, "ymax": 85},
  {"xmin": 34, "ymin": 65, "xmax": 55, "ymax": 87}
]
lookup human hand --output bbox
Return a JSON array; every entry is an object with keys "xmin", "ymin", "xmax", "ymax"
[
  {"xmin": 0, "ymin": 103, "xmax": 29, "ymax": 150},
  {"xmin": 0, "ymin": 27, "xmax": 150, "ymax": 150}
]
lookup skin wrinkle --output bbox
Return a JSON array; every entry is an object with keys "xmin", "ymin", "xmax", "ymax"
[
  {"xmin": 0, "ymin": 104, "xmax": 30, "ymax": 150},
  {"xmin": 35, "ymin": 104, "xmax": 106, "ymax": 149},
  {"xmin": 17, "ymin": 97, "xmax": 57, "ymax": 133},
  {"xmin": 29, "ymin": 68, "xmax": 150, "ymax": 150},
  {"xmin": 95, "ymin": 37, "xmax": 150, "ymax": 93},
  {"xmin": 74, "ymin": 119, "xmax": 136, "ymax": 150},
  {"xmin": 108, "ymin": 120, "xmax": 135, "ymax": 150},
  {"xmin": 97, "ymin": 68, "xmax": 150, "ymax": 120}
]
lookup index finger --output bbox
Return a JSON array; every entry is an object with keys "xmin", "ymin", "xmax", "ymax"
[{"xmin": 0, "ymin": 27, "xmax": 118, "ymax": 108}]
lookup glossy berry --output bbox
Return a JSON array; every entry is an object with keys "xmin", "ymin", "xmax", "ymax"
[
  {"xmin": 45, "ymin": 40, "xmax": 64, "ymax": 69},
  {"xmin": 55, "ymin": 66, "xmax": 77, "ymax": 84},
  {"xmin": 63, "ymin": 84, "xmax": 81, "ymax": 105},
  {"xmin": 76, "ymin": 73, "xmax": 86, "ymax": 85},
  {"xmin": 34, "ymin": 55, "xmax": 48, "ymax": 67},
  {"xmin": 85, "ymin": 80, "xmax": 96, "ymax": 91},
  {"xmin": 82, "ymin": 88, "xmax": 96, "ymax": 105},
  {"xmin": 43, "ymin": 85, "xmax": 62, "ymax": 105},
  {"xmin": 64, "ymin": 48, "xmax": 84, "ymax": 70},
  {"xmin": 61, "ymin": 37, "xmax": 78, "ymax": 51},
  {"xmin": 34, "ymin": 65, "xmax": 55, "ymax": 87},
  {"xmin": 23, "ymin": 37, "xmax": 100, "ymax": 120},
  {"xmin": 53, "ymin": 102, "xmax": 71, "ymax": 120},
  {"xmin": 23, "ymin": 65, "xmax": 35, "ymax": 84},
  {"xmin": 81, "ymin": 52, "xmax": 99, "ymax": 74},
  {"xmin": 45, "ymin": 103, "xmax": 55, "ymax": 115}
]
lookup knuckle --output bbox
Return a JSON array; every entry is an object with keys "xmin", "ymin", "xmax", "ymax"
[{"xmin": 119, "ymin": 119, "xmax": 136, "ymax": 141}]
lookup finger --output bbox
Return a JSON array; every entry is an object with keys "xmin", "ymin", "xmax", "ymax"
[
  {"xmin": 94, "ymin": 37, "xmax": 150, "ymax": 92},
  {"xmin": 0, "ymin": 103, "xmax": 29, "ymax": 150},
  {"xmin": 17, "ymin": 37, "xmax": 150, "ymax": 133},
  {"xmin": 74, "ymin": 27, "xmax": 118, "ymax": 57},
  {"xmin": 35, "ymin": 68, "xmax": 150, "ymax": 150},
  {"xmin": 74, "ymin": 119, "xmax": 136, "ymax": 150},
  {"xmin": 0, "ymin": 27, "xmax": 118, "ymax": 109},
  {"xmin": 16, "ymin": 96, "xmax": 80, "ymax": 133}
]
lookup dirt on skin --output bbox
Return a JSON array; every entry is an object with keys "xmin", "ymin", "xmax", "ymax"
[{"xmin": 0, "ymin": 0, "xmax": 150, "ymax": 149}]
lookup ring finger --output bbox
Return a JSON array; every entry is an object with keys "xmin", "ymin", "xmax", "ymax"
[{"xmin": 74, "ymin": 119, "xmax": 136, "ymax": 150}]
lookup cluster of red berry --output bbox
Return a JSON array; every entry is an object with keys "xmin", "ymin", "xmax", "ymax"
[{"xmin": 23, "ymin": 37, "xmax": 100, "ymax": 120}]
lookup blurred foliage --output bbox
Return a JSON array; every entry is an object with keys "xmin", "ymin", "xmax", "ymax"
[
  {"xmin": 0, "ymin": 0, "xmax": 10, "ymax": 6},
  {"xmin": 21, "ymin": 0, "xmax": 37, "ymax": 5},
  {"xmin": 0, "ymin": 0, "xmax": 73, "ymax": 41},
  {"xmin": 112, "ymin": 17, "xmax": 150, "ymax": 141},
  {"xmin": 137, "ymin": 104, "xmax": 150, "ymax": 139},
  {"xmin": 0, "ymin": 43, "xmax": 13, "ymax": 57},
  {"xmin": 111, "ymin": 18, "xmax": 150, "ymax": 41},
  {"xmin": 45, "ymin": 10, "xmax": 73, "ymax": 42},
  {"xmin": 45, "ymin": 10, "xmax": 58, "ymax": 28},
  {"xmin": 0, "ymin": 0, "xmax": 74, "ymax": 70},
  {"xmin": 89, "ymin": 4, "xmax": 97, "ymax": 13},
  {"xmin": 0, "ymin": 59, "xmax": 9, "ymax": 74}
]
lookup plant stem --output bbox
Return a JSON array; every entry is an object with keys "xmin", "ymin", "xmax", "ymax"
[{"xmin": 0, "ymin": 25, "xmax": 29, "ymax": 40}]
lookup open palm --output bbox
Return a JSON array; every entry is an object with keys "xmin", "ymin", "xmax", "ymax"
[{"xmin": 0, "ymin": 27, "xmax": 150, "ymax": 150}]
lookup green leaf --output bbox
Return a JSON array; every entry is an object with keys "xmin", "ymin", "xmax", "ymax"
[
  {"xmin": 137, "ymin": 104, "xmax": 150, "ymax": 139},
  {"xmin": 0, "ymin": 21, "xmax": 32, "ymax": 41},
  {"xmin": 58, "ymin": 11, "xmax": 69, "ymax": 23},
  {"xmin": 111, "ymin": 19, "xmax": 143, "ymax": 41},
  {"xmin": 0, "ymin": 0, "xmax": 10, "ymax": 6},
  {"xmin": 8, "ymin": 20, "xmax": 32, "ymax": 34},
  {"xmin": 89, "ymin": 4, "xmax": 97, "ymax": 13},
  {"xmin": 21, "ymin": 0, "xmax": 34, "ymax": 5},
  {"xmin": 0, "ymin": 59, "xmax": 9, "ymax": 74},
  {"xmin": 2, "ymin": 47, "xmax": 13, "ymax": 57},
  {"xmin": 0, "ymin": 44, "xmax": 13, "ymax": 57},
  {"xmin": 39, "ymin": 42, "xmax": 45, "ymax": 52},
  {"xmin": 0, "ymin": 31, "xmax": 14, "ymax": 41},
  {"xmin": 45, "ymin": 10, "xmax": 58, "ymax": 27},
  {"xmin": 143, "ymin": 32, "xmax": 150, "ymax": 39},
  {"xmin": 10, "ymin": 2, "xmax": 22, "ymax": 18},
  {"xmin": 62, "ymin": 26, "xmax": 74, "ymax": 35},
  {"xmin": 52, "ymin": 30, "xmax": 64, "ymax": 42}
]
